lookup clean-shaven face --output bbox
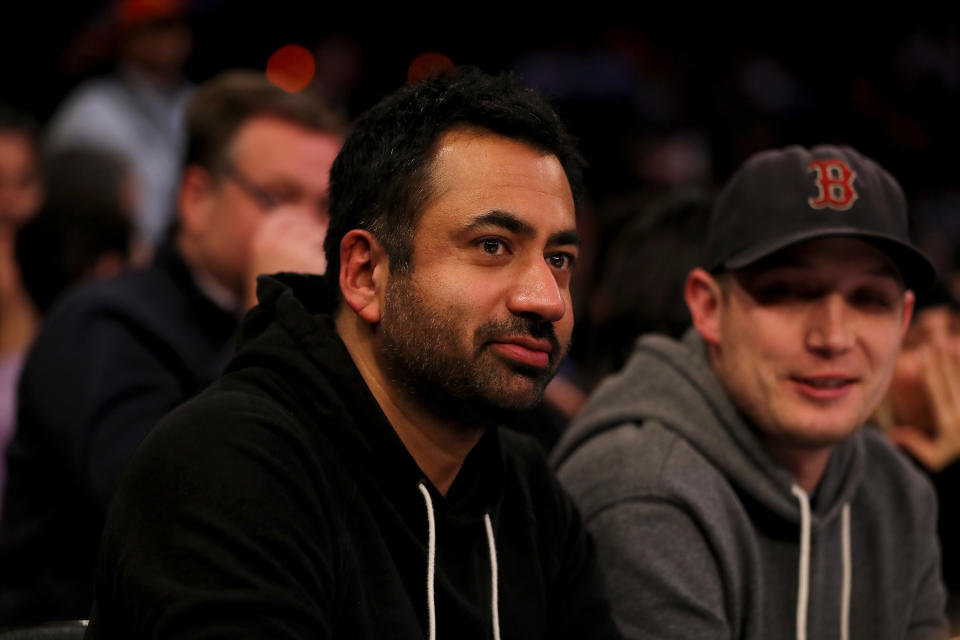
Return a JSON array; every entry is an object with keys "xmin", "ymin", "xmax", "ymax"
[{"xmin": 712, "ymin": 236, "xmax": 913, "ymax": 449}]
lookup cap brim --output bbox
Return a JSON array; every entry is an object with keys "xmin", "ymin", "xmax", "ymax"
[{"xmin": 722, "ymin": 227, "xmax": 936, "ymax": 293}]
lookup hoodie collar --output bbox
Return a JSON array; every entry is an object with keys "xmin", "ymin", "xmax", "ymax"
[
  {"xmin": 236, "ymin": 272, "xmax": 506, "ymax": 521},
  {"xmin": 554, "ymin": 329, "xmax": 865, "ymax": 525}
]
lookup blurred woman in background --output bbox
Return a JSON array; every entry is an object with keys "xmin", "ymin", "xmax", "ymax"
[{"xmin": 878, "ymin": 281, "xmax": 960, "ymax": 632}]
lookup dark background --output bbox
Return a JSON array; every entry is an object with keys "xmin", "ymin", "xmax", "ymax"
[{"xmin": 2, "ymin": 5, "xmax": 959, "ymax": 267}]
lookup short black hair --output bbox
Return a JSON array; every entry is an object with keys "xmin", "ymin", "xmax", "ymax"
[{"xmin": 324, "ymin": 67, "xmax": 584, "ymax": 288}]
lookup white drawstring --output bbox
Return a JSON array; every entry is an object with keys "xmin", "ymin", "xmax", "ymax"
[
  {"xmin": 791, "ymin": 485, "xmax": 811, "ymax": 640},
  {"xmin": 418, "ymin": 482, "xmax": 501, "ymax": 640},
  {"xmin": 418, "ymin": 483, "xmax": 437, "ymax": 640},
  {"xmin": 791, "ymin": 485, "xmax": 852, "ymax": 640},
  {"xmin": 484, "ymin": 512, "xmax": 502, "ymax": 640},
  {"xmin": 840, "ymin": 503, "xmax": 851, "ymax": 640}
]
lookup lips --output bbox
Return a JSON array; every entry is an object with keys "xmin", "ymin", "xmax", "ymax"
[
  {"xmin": 489, "ymin": 336, "xmax": 554, "ymax": 368},
  {"xmin": 790, "ymin": 374, "xmax": 859, "ymax": 400}
]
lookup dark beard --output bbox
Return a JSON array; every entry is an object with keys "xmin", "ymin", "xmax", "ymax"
[{"xmin": 379, "ymin": 274, "xmax": 563, "ymax": 429}]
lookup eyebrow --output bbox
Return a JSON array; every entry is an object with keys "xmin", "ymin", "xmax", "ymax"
[
  {"xmin": 466, "ymin": 211, "xmax": 534, "ymax": 235},
  {"xmin": 548, "ymin": 229, "xmax": 581, "ymax": 247},
  {"xmin": 465, "ymin": 210, "xmax": 581, "ymax": 247}
]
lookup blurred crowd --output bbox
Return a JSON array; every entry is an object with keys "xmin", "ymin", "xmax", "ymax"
[{"xmin": 1, "ymin": 0, "xmax": 960, "ymax": 633}]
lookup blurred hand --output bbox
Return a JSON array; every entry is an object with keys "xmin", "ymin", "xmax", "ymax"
[
  {"xmin": 245, "ymin": 207, "xmax": 328, "ymax": 309},
  {"xmin": 890, "ymin": 342, "xmax": 960, "ymax": 472}
]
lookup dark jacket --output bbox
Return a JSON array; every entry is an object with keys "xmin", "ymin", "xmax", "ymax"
[
  {"xmin": 0, "ymin": 243, "xmax": 237, "ymax": 626},
  {"xmin": 552, "ymin": 330, "xmax": 948, "ymax": 640},
  {"xmin": 87, "ymin": 273, "xmax": 620, "ymax": 639}
]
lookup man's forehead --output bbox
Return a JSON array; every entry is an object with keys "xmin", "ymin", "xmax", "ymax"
[
  {"xmin": 228, "ymin": 116, "xmax": 341, "ymax": 160},
  {"xmin": 430, "ymin": 127, "xmax": 567, "ymax": 184},
  {"xmin": 419, "ymin": 128, "xmax": 576, "ymax": 231}
]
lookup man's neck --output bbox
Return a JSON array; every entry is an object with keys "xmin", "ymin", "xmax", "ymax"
[
  {"xmin": 335, "ymin": 310, "xmax": 484, "ymax": 496},
  {"xmin": 708, "ymin": 344, "xmax": 834, "ymax": 494},
  {"xmin": 759, "ymin": 436, "xmax": 833, "ymax": 494},
  {"xmin": 120, "ymin": 60, "xmax": 182, "ymax": 93},
  {"xmin": 176, "ymin": 234, "xmax": 243, "ymax": 314}
]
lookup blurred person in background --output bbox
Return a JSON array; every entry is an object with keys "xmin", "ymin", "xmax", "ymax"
[
  {"xmin": 0, "ymin": 71, "xmax": 344, "ymax": 627},
  {"xmin": 580, "ymin": 190, "xmax": 711, "ymax": 391},
  {"xmin": 16, "ymin": 146, "xmax": 135, "ymax": 315},
  {"xmin": 876, "ymin": 280, "xmax": 960, "ymax": 633},
  {"xmin": 45, "ymin": 0, "xmax": 194, "ymax": 251},
  {"xmin": 0, "ymin": 146, "xmax": 136, "ymax": 518},
  {"xmin": 0, "ymin": 106, "xmax": 42, "ymax": 524}
]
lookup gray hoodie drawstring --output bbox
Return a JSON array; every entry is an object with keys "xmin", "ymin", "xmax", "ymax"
[
  {"xmin": 791, "ymin": 485, "xmax": 811, "ymax": 640},
  {"xmin": 418, "ymin": 482, "xmax": 501, "ymax": 640},
  {"xmin": 840, "ymin": 503, "xmax": 851, "ymax": 640},
  {"xmin": 791, "ymin": 485, "xmax": 851, "ymax": 640}
]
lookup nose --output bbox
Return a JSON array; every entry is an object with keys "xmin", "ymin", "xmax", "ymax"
[
  {"xmin": 506, "ymin": 256, "xmax": 567, "ymax": 323},
  {"xmin": 806, "ymin": 293, "xmax": 854, "ymax": 356}
]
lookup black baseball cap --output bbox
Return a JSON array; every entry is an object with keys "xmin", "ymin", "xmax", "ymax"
[{"xmin": 704, "ymin": 144, "xmax": 934, "ymax": 291}]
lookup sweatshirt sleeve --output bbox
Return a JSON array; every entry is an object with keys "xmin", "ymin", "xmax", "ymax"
[
  {"xmin": 929, "ymin": 459, "xmax": 960, "ymax": 625},
  {"xmin": 586, "ymin": 497, "xmax": 731, "ymax": 640},
  {"xmin": 544, "ymin": 481, "xmax": 625, "ymax": 640},
  {"xmin": 18, "ymin": 308, "xmax": 196, "ymax": 512},
  {"xmin": 906, "ymin": 473, "xmax": 950, "ymax": 640},
  {"xmin": 88, "ymin": 392, "xmax": 336, "ymax": 639}
]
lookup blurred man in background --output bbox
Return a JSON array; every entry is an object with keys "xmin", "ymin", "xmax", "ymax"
[
  {"xmin": 0, "ymin": 70, "xmax": 344, "ymax": 627},
  {"xmin": 46, "ymin": 0, "xmax": 195, "ymax": 249}
]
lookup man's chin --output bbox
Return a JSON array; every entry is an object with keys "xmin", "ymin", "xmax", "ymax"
[
  {"xmin": 776, "ymin": 417, "xmax": 862, "ymax": 450},
  {"xmin": 444, "ymin": 381, "xmax": 549, "ymax": 428},
  {"xmin": 490, "ymin": 369, "xmax": 555, "ymax": 407}
]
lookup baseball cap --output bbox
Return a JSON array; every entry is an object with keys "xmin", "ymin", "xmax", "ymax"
[{"xmin": 704, "ymin": 144, "xmax": 934, "ymax": 291}]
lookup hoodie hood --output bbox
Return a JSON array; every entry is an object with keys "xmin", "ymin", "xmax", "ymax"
[
  {"xmin": 552, "ymin": 329, "xmax": 865, "ymax": 525},
  {"xmin": 87, "ymin": 270, "xmax": 626, "ymax": 639},
  {"xmin": 552, "ymin": 329, "xmax": 947, "ymax": 640},
  {"xmin": 229, "ymin": 272, "xmax": 506, "ymax": 521}
]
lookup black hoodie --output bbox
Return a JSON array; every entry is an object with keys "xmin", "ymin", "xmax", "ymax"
[{"xmin": 87, "ymin": 273, "xmax": 620, "ymax": 639}]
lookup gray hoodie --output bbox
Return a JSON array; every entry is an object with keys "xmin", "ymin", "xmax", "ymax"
[{"xmin": 552, "ymin": 330, "xmax": 947, "ymax": 640}]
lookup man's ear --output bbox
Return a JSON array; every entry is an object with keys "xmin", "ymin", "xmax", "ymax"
[
  {"xmin": 901, "ymin": 289, "xmax": 916, "ymax": 339},
  {"xmin": 339, "ymin": 229, "xmax": 389, "ymax": 324},
  {"xmin": 177, "ymin": 166, "xmax": 214, "ymax": 235},
  {"xmin": 685, "ymin": 268, "xmax": 724, "ymax": 346}
]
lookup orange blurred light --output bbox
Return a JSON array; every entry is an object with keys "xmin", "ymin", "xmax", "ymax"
[
  {"xmin": 266, "ymin": 44, "xmax": 316, "ymax": 93},
  {"xmin": 407, "ymin": 52, "xmax": 454, "ymax": 84}
]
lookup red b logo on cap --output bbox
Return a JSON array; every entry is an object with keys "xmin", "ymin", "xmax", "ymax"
[{"xmin": 808, "ymin": 159, "xmax": 858, "ymax": 211}]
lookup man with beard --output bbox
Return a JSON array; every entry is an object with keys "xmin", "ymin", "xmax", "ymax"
[{"xmin": 86, "ymin": 68, "xmax": 621, "ymax": 639}]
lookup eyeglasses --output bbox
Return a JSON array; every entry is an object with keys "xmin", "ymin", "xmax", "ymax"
[
  {"xmin": 221, "ymin": 161, "xmax": 331, "ymax": 217},
  {"xmin": 221, "ymin": 161, "xmax": 283, "ymax": 211}
]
